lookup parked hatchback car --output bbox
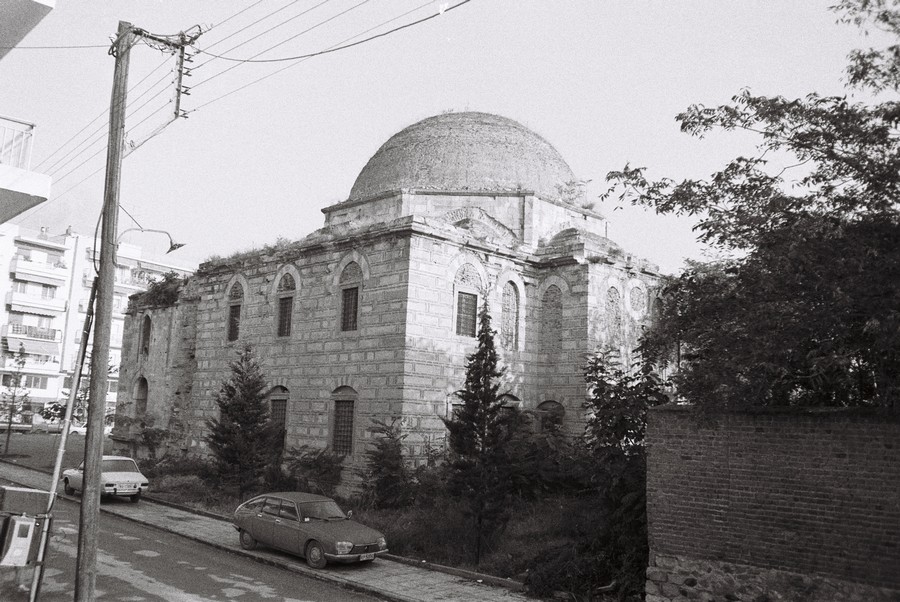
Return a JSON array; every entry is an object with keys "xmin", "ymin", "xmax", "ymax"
[
  {"xmin": 62, "ymin": 455, "xmax": 149, "ymax": 503},
  {"xmin": 232, "ymin": 492, "xmax": 388, "ymax": 568}
]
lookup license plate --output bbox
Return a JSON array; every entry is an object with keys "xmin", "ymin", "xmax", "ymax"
[{"xmin": 360, "ymin": 553, "xmax": 375, "ymax": 561}]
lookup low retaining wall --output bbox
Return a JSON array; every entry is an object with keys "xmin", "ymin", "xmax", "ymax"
[{"xmin": 646, "ymin": 406, "xmax": 900, "ymax": 602}]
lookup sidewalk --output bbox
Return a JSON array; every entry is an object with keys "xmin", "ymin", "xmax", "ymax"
[{"xmin": 0, "ymin": 461, "xmax": 531, "ymax": 602}]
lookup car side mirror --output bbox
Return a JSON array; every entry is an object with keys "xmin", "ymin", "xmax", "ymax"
[{"xmin": 347, "ymin": 510, "xmax": 353, "ymax": 519}]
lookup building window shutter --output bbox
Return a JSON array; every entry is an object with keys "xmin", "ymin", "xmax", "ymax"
[
  {"xmin": 456, "ymin": 292, "xmax": 477, "ymax": 337},
  {"xmin": 227, "ymin": 304, "xmax": 241, "ymax": 341},
  {"xmin": 332, "ymin": 400, "xmax": 354, "ymax": 455},
  {"xmin": 277, "ymin": 296, "xmax": 293, "ymax": 337},
  {"xmin": 341, "ymin": 287, "xmax": 358, "ymax": 331}
]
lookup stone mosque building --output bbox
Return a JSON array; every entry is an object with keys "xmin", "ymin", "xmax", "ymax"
[{"xmin": 111, "ymin": 112, "xmax": 662, "ymax": 472}]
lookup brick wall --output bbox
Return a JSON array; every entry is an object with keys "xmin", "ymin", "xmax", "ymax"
[{"xmin": 646, "ymin": 406, "xmax": 900, "ymax": 601}]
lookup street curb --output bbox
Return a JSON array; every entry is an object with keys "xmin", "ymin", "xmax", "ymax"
[{"xmin": 0, "ymin": 458, "xmax": 529, "ymax": 600}]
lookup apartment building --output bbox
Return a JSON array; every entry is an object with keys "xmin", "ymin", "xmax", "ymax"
[{"xmin": 0, "ymin": 223, "xmax": 193, "ymax": 425}]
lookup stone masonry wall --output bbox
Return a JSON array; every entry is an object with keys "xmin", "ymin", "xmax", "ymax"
[{"xmin": 646, "ymin": 406, "xmax": 900, "ymax": 602}]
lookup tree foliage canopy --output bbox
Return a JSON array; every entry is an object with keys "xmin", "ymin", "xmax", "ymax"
[
  {"xmin": 442, "ymin": 303, "xmax": 516, "ymax": 563},
  {"xmin": 205, "ymin": 344, "xmax": 279, "ymax": 499},
  {"xmin": 605, "ymin": 1, "xmax": 900, "ymax": 410}
]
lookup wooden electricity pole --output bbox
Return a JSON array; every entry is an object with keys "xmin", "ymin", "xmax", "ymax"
[{"xmin": 74, "ymin": 20, "xmax": 133, "ymax": 601}]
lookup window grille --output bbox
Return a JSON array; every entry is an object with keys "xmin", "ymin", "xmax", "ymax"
[
  {"xmin": 277, "ymin": 296, "xmax": 293, "ymax": 337},
  {"xmin": 227, "ymin": 304, "xmax": 241, "ymax": 341},
  {"xmin": 134, "ymin": 378, "xmax": 148, "ymax": 415},
  {"xmin": 341, "ymin": 287, "xmax": 358, "ymax": 331},
  {"xmin": 270, "ymin": 399, "xmax": 287, "ymax": 426},
  {"xmin": 332, "ymin": 400, "xmax": 354, "ymax": 455},
  {"xmin": 501, "ymin": 282, "xmax": 519, "ymax": 349},
  {"xmin": 456, "ymin": 292, "xmax": 477, "ymax": 337}
]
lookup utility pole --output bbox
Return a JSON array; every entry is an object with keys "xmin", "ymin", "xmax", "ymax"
[{"xmin": 74, "ymin": 20, "xmax": 133, "ymax": 601}]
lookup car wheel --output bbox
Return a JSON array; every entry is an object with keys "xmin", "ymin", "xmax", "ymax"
[
  {"xmin": 130, "ymin": 492, "xmax": 141, "ymax": 504},
  {"xmin": 305, "ymin": 540, "xmax": 327, "ymax": 569},
  {"xmin": 64, "ymin": 479, "xmax": 75, "ymax": 496},
  {"xmin": 239, "ymin": 530, "xmax": 257, "ymax": 551}
]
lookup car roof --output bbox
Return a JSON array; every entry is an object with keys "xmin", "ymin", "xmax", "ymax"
[
  {"xmin": 252, "ymin": 492, "xmax": 334, "ymax": 504},
  {"xmin": 101, "ymin": 455, "xmax": 137, "ymax": 462}
]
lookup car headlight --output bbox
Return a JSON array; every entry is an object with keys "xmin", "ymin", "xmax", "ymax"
[
  {"xmin": 335, "ymin": 541, "xmax": 353, "ymax": 555},
  {"xmin": 377, "ymin": 537, "xmax": 387, "ymax": 550}
]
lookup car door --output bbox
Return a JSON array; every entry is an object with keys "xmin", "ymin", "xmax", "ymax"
[
  {"xmin": 68, "ymin": 462, "xmax": 85, "ymax": 490},
  {"xmin": 250, "ymin": 497, "xmax": 281, "ymax": 547},
  {"xmin": 272, "ymin": 501, "xmax": 303, "ymax": 554}
]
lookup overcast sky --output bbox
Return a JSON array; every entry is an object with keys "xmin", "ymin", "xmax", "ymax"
[{"xmin": 1, "ymin": 0, "xmax": 879, "ymax": 273}]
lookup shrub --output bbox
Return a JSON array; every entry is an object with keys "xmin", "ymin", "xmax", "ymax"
[
  {"xmin": 285, "ymin": 445, "xmax": 344, "ymax": 497},
  {"xmin": 362, "ymin": 417, "xmax": 412, "ymax": 509}
]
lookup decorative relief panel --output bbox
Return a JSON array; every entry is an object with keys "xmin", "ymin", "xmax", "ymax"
[
  {"xmin": 455, "ymin": 263, "xmax": 481, "ymax": 289},
  {"xmin": 501, "ymin": 281, "xmax": 519, "ymax": 350},
  {"xmin": 541, "ymin": 285, "xmax": 563, "ymax": 353},
  {"xmin": 607, "ymin": 286, "xmax": 622, "ymax": 342},
  {"xmin": 340, "ymin": 262, "xmax": 362, "ymax": 284}
]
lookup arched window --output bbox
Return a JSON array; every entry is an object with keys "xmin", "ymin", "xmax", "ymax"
[
  {"xmin": 331, "ymin": 386, "xmax": 357, "ymax": 455},
  {"xmin": 536, "ymin": 400, "xmax": 564, "ymax": 432},
  {"xmin": 541, "ymin": 285, "xmax": 562, "ymax": 353},
  {"xmin": 276, "ymin": 274, "xmax": 296, "ymax": 337},
  {"xmin": 454, "ymin": 264, "xmax": 481, "ymax": 337},
  {"xmin": 134, "ymin": 377, "xmax": 149, "ymax": 417},
  {"xmin": 501, "ymin": 282, "xmax": 519, "ymax": 350},
  {"xmin": 267, "ymin": 386, "xmax": 289, "ymax": 452},
  {"xmin": 140, "ymin": 315, "xmax": 151, "ymax": 355},
  {"xmin": 227, "ymin": 282, "xmax": 243, "ymax": 342},
  {"xmin": 339, "ymin": 263, "xmax": 362, "ymax": 332}
]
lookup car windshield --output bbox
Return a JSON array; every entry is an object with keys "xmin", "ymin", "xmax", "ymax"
[
  {"xmin": 102, "ymin": 459, "xmax": 139, "ymax": 472},
  {"xmin": 299, "ymin": 500, "xmax": 346, "ymax": 520}
]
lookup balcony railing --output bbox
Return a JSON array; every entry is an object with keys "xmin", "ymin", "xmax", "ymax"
[
  {"xmin": 0, "ymin": 116, "xmax": 35, "ymax": 170},
  {"xmin": 6, "ymin": 290, "xmax": 67, "ymax": 313},
  {"xmin": 5, "ymin": 323, "xmax": 59, "ymax": 341}
]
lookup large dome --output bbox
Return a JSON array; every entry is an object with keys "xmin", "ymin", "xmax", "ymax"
[{"xmin": 348, "ymin": 112, "xmax": 576, "ymax": 202}]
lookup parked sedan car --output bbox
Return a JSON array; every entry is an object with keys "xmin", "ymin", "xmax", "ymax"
[
  {"xmin": 62, "ymin": 455, "xmax": 149, "ymax": 503},
  {"xmin": 232, "ymin": 492, "xmax": 388, "ymax": 568}
]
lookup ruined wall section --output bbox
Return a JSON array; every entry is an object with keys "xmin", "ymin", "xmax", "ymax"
[{"xmin": 112, "ymin": 281, "xmax": 199, "ymax": 456}]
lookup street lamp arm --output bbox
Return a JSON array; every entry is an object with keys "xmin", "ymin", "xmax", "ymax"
[{"xmin": 116, "ymin": 227, "xmax": 185, "ymax": 253}]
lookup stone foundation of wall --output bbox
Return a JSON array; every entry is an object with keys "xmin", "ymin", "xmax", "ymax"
[{"xmin": 646, "ymin": 553, "xmax": 900, "ymax": 602}]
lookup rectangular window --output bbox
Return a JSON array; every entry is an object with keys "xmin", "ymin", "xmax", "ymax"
[
  {"xmin": 456, "ymin": 292, "xmax": 478, "ymax": 337},
  {"xmin": 277, "ymin": 297, "xmax": 293, "ymax": 337},
  {"xmin": 227, "ymin": 304, "xmax": 241, "ymax": 341},
  {"xmin": 13, "ymin": 281, "xmax": 27, "ymax": 294},
  {"xmin": 341, "ymin": 287, "xmax": 358, "ymax": 332},
  {"xmin": 63, "ymin": 376, "xmax": 73, "ymax": 389},
  {"xmin": 270, "ymin": 399, "xmax": 287, "ymax": 426},
  {"xmin": 332, "ymin": 400, "xmax": 354, "ymax": 455},
  {"xmin": 41, "ymin": 284, "xmax": 56, "ymax": 299}
]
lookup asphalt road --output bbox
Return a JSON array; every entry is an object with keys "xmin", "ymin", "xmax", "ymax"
[{"xmin": 0, "ymin": 477, "xmax": 382, "ymax": 602}]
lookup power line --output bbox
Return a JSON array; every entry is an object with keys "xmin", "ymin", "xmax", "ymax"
[
  {"xmin": 189, "ymin": 0, "xmax": 465, "ymax": 112},
  {"xmin": 35, "ymin": 55, "xmax": 176, "ymax": 171},
  {"xmin": 195, "ymin": 0, "xmax": 472, "ymax": 64},
  {"xmin": 0, "ymin": 44, "xmax": 107, "ymax": 49},
  {"xmin": 45, "ymin": 72, "xmax": 175, "ymax": 179},
  {"xmin": 193, "ymin": 0, "xmax": 312, "ymax": 61},
  {"xmin": 190, "ymin": 0, "xmax": 339, "ymax": 88}
]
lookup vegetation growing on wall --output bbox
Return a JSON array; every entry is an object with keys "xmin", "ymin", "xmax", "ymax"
[{"xmin": 135, "ymin": 271, "xmax": 187, "ymax": 308}]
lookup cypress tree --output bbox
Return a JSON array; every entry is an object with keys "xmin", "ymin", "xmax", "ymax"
[
  {"xmin": 443, "ymin": 302, "xmax": 513, "ymax": 564},
  {"xmin": 205, "ymin": 344, "xmax": 278, "ymax": 499}
]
